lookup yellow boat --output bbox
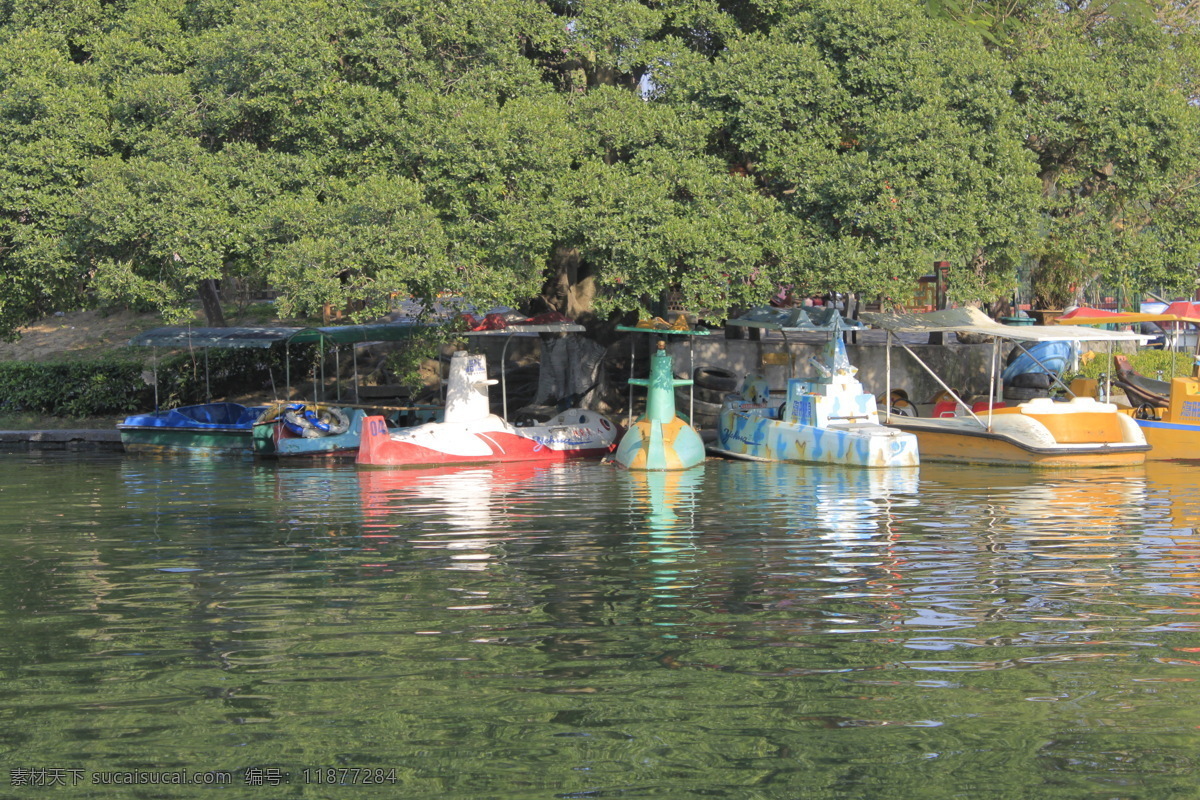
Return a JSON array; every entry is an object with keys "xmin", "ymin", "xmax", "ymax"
[
  {"xmin": 861, "ymin": 308, "xmax": 1151, "ymax": 468},
  {"xmin": 1055, "ymin": 310, "xmax": 1200, "ymax": 462},
  {"xmin": 883, "ymin": 397, "xmax": 1147, "ymax": 467},
  {"xmin": 1123, "ymin": 381, "xmax": 1200, "ymax": 460}
]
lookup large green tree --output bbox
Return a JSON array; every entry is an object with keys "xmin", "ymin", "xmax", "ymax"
[
  {"xmin": 1007, "ymin": 2, "xmax": 1200, "ymax": 307},
  {"xmin": 667, "ymin": 0, "xmax": 1042, "ymax": 305},
  {"xmin": 2, "ymin": 0, "xmax": 1198, "ymax": 337},
  {"xmin": 925, "ymin": 0, "xmax": 1200, "ymax": 307}
]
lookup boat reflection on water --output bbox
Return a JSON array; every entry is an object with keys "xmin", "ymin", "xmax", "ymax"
[
  {"xmin": 1137, "ymin": 463, "xmax": 1200, "ymax": 597},
  {"xmin": 917, "ymin": 463, "xmax": 1148, "ymax": 536},
  {"xmin": 357, "ymin": 461, "xmax": 564, "ymax": 569},
  {"xmin": 714, "ymin": 461, "xmax": 920, "ymax": 541},
  {"xmin": 621, "ymin": 467, "xmax": 706, "ymax": 608},
  {"xmin": 623, "ymin": 468, "xmax": 703, "ymax": 538}
]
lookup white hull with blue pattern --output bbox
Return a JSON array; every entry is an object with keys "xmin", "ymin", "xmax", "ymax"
[{"xmin": 710, "ymin": 338, "xmax": 919, "ymax": 469}]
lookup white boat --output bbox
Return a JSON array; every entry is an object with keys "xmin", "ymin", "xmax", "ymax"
[
  {"xmin": 708, "ymin": 315, "xmax": 918, "ymax": 468},
  {"xmin": 357, "ymin": 351, "xmax": 618, "ymax": 467}
]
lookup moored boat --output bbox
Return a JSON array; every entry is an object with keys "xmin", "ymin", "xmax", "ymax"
[
  {"xmin": 122, "ymin": 320, "xmax": 440, "ymax": 458},
  {"xmin": 613, "ymin": 339, "xmax": 706, "ymax": 471},
  {"xmin": 357, "ymin": 351, "xmax": 618, "ymax": 467},
  {"xmin": 710, "ymin": 334, "xmax": 919, "ymax": 468},
  {"xmin": 1113, "ymin": 354, "xmax": 1200, "ymax": 461},
  {"xmin": 863, "ymin": 307, "xmax": 1150, "ymax": 468},
  {"xmin": 1054, "ymin": 310, "xmax": 1200, "ymax": 462},
  {"xmin": 883, "ymin": 397, "xmax": 1148, "ymax": 467},
  {"xmin": 253, "ymin": 404, "xmax": 366, "ymax": 459},
  {"xmin": 118, "ymin": 402, "xmax": 267, "ymax": 456}
]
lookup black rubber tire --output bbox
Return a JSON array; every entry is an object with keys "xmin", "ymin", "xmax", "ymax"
[
  {"xmin": 676, "ymin": 390, "xmax": 722, "ymax": 428},
  {"xmin": 693, "ymin": 366, "xmax": 739, "ymax": 393},
  {"xmin": 691, "ymin": 384, "xmax": 730, "ymax": 405}
]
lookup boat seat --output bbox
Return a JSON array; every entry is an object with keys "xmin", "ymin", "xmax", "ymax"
[
  {"xmin": 1020, "ymin": 399, "xmax": 1126, "ymax": 444},
  {"xmin": 932, "ymin": 400, "xmax": 957, "ymax": 418}
]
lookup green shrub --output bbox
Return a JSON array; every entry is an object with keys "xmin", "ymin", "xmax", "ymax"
[
  {"xmin": 1064, "ymin": 347, "xmax": 1197, "ymax": 383},
  {"xmin": 149, "ymin": 345, "xmax": 317, "ymax": 408},
  {"xmin": 0, "ymin": 359, "xmax": 151, "ymax": 416},
  {"xmin": 0, "ymin": 343, "xmax": 319, "ymax": 418}
]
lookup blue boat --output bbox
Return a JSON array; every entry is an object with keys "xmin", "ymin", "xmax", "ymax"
[{"xmin": 118, "ymin": 402, "xmax": 267, "ymax": 456}]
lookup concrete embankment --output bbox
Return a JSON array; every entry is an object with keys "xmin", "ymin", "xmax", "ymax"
[{"xmin": 0, "ymin": 430, "xmax": 123, "ymax": 452}]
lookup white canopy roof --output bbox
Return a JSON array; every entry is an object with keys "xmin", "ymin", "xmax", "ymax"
[{"xmin": 860, "ymin": 307, "xmax": 1150, "ymax": 343}]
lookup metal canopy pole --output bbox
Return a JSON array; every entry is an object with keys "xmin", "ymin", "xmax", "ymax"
[
  {"xmin": 988, "ymin": 335, "xmax": 999, "ymax": 430},
  {"xmin": 317, "ymin": 339, "xmax": 324, "ymax": 403},
  {"xmin": 628, "ymin": 336, "xmax": 635, "ymax": 427},
  {"xmin": 894, "ymin": 338, "xmax": 986, "ymax": 428},
  {"xmin": 1106, "ymin": 341, "xmax": 1113, "ymax": 402},
  {"xmin": 352, "ymin": 343, "xmax": 360, "ymax": 404},
  {"xmin": 500, "ymin": 334, "xmax": 515, "ymax": 421},
  {"xmin": 688, "ymin": 336, "xmax": 694, "ymax": 424},
  {"xmin": 884, "ymin": 331, "xmax": 892, "ymax": 422}
]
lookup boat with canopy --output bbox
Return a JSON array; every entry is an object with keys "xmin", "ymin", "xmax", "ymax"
[
  {"xmin": 1052, "ymin": 309, "xmax": 1200, "ymax": 461},
  {"xmin": 708, "ymin": 307, "xmax": 918, "ymax": 468},
  {"xmin": 119, "ymin": 322, "xmax": 431, "ymax": 457},
  {"xmin": 862, "ymin": 308, "xmax": 1151, "ymax": 468}
]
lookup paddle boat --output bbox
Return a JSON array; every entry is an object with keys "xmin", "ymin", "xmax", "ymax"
[
  {"xmin": 862, "ymin": 307, "xmax": 1150, "ymax": 468},
  {"xmin": 118, "ymin": 402, "xmax": 267, "ymax": 456},
  {"xmin": 708, "ymin": 321, "xmax": 918, "ymax": 468},
  {"xmin": 122, "ymin": 321, "xmax": 437, "ymax": 457},
  {"xmin": 252, "ymin": 403, "xmax": 363, "ymax": 459},
  {"xmin": 613, "ymin": 339, "xmax": 706, "ymax": 471},
  {"xmin": 357, "ymin": 350, "xmax": 618, "ymax": 467},
  {"xmin": 1110, "ymin": 354, "xmax": 1200, "ymax": 461},
  {"xmin": 1053, "ymin": 309, "xmax": 1200, "ymax": 462}
]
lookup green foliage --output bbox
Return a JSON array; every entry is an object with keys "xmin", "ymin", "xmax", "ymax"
[
  {"xmin": 149, "ymin": 344, "xmax": 318, "ymax": 409},
  {"xmin": 670, "ymin": 0, "xmax": 1041, "ymax": 304},
  {"xmin": 1, "ymin": 0, "xmax": 1198, "ymax": 334},
  {"xmin": 0, "ymin": 343, "xmax": 324, "ymax": 418},
  {"xmin": 1063, "ymin": 346, "xmax": 1196, "ymax": 384},
  {"xmin": 1008, "ymin": 4, "xmax": 1200, "ymax": 307},
  {"xmin": 0, "ymin": 358, "xmax": 149, "ymax": 416},
  {"xmin": 383, "ymin": 329, "xmax": 454, "ymax": 397}
]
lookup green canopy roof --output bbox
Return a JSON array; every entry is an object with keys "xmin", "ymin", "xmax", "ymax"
[{"xmin": 129, "ymin": 322, "xmax": 433, "ymax": 349}]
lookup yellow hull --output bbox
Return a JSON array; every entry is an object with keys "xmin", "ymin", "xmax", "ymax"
[
  {"xmin": 1126, "ymin": 416, "xmax": 1200, "ymax": 461},
  {"xmin": 888, "ymin": 418, "xmax": 1148, "ymax": 468},
  {"xmin": 1118, "ymin": 377, "xmax": 1200, "ymax": 461}
]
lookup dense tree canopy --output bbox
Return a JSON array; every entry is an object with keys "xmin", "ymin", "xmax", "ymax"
[{"xmin": 0, "ymin": 0, "xmax": 1197, "ymax": 336}]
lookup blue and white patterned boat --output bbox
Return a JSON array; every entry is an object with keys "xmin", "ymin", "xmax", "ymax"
[{"xmin": 709, "ymin": 336, "xmax": 919, "ymax": 468}]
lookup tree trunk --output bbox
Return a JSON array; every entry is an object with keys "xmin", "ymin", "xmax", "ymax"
[{"xmin": 198, "ymin": 279, "xmax": 227, "ymax": 327}]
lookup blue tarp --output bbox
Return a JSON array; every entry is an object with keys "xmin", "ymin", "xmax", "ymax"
[
  {"xmin": 121, "ymin": 402, "xmax": 267, "ymax": 428},
  {"xmin": 1001, "ymin": 341, "xmax": 1074, "ymax": 382}
]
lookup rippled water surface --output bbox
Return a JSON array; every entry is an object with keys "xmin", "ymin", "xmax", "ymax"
[{"xmin": 4, "ymin": 453, "xmax": 1200, "ymax": 798}]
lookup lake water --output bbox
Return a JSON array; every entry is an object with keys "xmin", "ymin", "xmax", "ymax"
[{"xmin": 3, "ymin": 453, "xmax": 1200, "ymax": 798}]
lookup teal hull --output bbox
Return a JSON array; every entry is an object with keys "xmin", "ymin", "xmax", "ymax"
[
  {"xmin": 254, "ymin": 409, "xmax": 368, "ymax": 459},
  {"xmin": 119, "ymin": 427, "xmax": 255, "ymax": 456}
]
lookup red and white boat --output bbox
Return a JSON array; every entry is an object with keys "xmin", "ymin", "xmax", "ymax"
[{"xmin": 357, "ymin": 351, "xmax": 618, "ymax": 467}]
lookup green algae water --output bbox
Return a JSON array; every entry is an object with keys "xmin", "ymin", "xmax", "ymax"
[{"xmin": 3, "ymin": 453, "xmax": 1200, "ymax": 798}]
